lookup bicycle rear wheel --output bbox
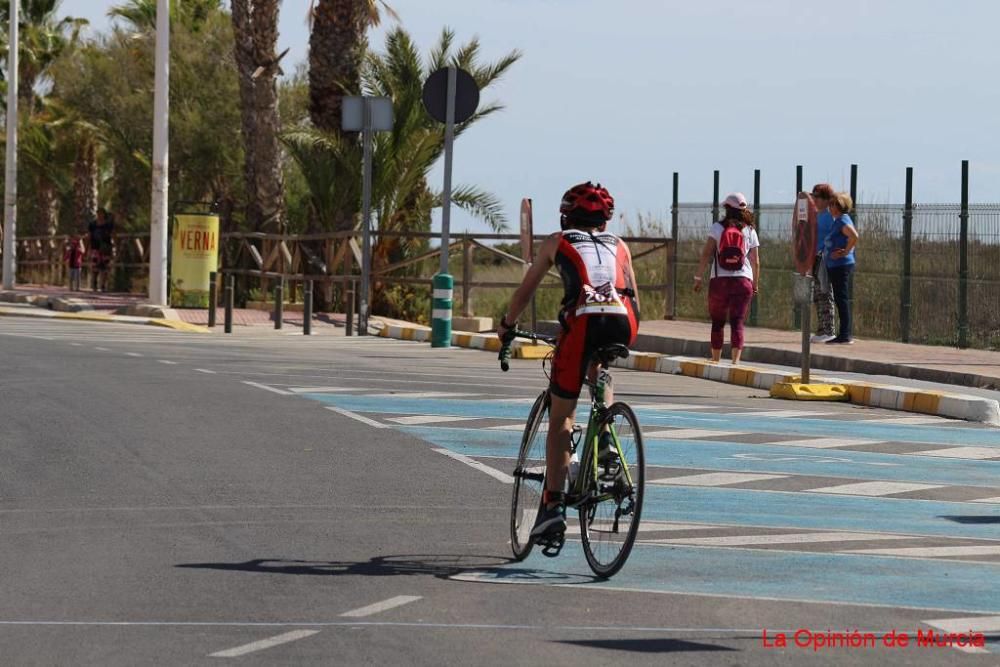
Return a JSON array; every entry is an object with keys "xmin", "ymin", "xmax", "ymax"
[
  {"xmin": 579, "ymin": 401, "xmax": 644, "ymax": 578},
  {"xmin": 510, "ymin": 391, "xmax": 550, "ymax": 560}
]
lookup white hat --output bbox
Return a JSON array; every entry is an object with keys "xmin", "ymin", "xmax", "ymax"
[{"xmin": 723, "ymin": 192, "xmax": 748, "ymax": 209}]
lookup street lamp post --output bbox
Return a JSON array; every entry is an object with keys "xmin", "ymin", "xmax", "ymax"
[
  {"xmin": 2, "ymin": 0, "xmax": 19, "ymax": 290},
  {"xmin": 148, "ymin": 0, "xmax": 170, "ymax": 304}
]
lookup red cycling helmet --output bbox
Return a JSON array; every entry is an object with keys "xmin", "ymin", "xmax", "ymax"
[{"xmin": 559, "ymin": 181, "xmax": 615, "ymax": 226}]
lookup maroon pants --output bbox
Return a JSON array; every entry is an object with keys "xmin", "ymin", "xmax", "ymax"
[{"xmin": 708, "ymin": 277, "xmax": 753, "ymax": 350}]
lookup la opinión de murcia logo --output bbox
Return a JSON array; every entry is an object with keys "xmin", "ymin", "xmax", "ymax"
[{"xmin": 761, "ymin": 628, "xmax": 987, "ymax": 651}]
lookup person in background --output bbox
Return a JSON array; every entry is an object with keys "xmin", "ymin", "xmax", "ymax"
[
  {"xmin": 694, "ymin": 192, "xmax": 761, "ymax": 364},
  {"xmin": 88, "ymin": 208, "xmax": 115, "ymax": 292},
  {"xmin": 809, "ymin": 183, "xmax": 837, "ymax": 342},
  {"xmin": 63, "ymin": 235, "xmax": 85, "ymax": 291},
  {"xmin": 825, "ymin": 192, "xmax": 859, "ymax": 344}
]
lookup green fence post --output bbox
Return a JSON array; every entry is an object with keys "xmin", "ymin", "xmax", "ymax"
[
  {"xmin": 749, "ymin": 168, "xmax": 761, "ymax": 326},
  {"xmin": 711, "ymin": 170, "xmax": 720, "ymax": 223},
  {"xmin": 670, "ymin": 172, "xmax": 679, "ymax": 320},
  {"xmin": 793, "ymin": 165, "xmax": 803, "ymax": 329},
  {"xmin": 432, "ymin": 272, "xmax": 453, "ymax": 347},
  {"xmin": 958, "ymin": 159, "xmax": 969, "ymax": 348},
  {"xmin": 900, "ymin": 167, "xmax": 913, "ymax": 343}
]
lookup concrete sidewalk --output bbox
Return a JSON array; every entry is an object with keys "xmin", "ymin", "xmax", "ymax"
[{"xmin": 632, "ymin": 319, "xmax": 1000, "ymax": 392}]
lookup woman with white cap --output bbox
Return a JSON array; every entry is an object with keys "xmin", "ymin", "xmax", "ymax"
[{"xmin": 693, "ymin": 192, "xmax": 761, "ymax": 364}]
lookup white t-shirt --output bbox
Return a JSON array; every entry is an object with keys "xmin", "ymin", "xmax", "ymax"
[{"xmin": 708, "ymin": 222, "xmax": 760, "ymax": 280}]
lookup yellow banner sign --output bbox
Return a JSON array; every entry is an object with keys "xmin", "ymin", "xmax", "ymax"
[{"xmin": 170, "ymin": 213, "xmax": 219, "ymax": 307}]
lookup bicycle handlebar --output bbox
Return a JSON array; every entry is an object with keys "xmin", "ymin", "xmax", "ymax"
[{"xmin": 498, "ymin": 328, "xmax": 557, "ymax": 372}]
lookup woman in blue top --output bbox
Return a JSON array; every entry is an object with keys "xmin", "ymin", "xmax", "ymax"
[{"xmin": 825, "ymin": 192, "xmax": 859, "ymax": 344}]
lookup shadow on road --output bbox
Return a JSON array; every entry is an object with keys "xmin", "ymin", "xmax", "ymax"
[
  {"xmin": 176, "ymin": 554, "xmax": 519, "ymax": 579},
  {"xmin": 556, "ymin": 638, "xmax": 738, "ymax": 654}
]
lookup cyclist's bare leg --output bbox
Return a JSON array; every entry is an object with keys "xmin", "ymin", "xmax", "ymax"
[{"xmin": 545, "ymin": 394, "xmax": 576, "ymax": 505}]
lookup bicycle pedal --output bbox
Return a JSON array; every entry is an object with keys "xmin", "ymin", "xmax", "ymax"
[{"xmin": 538, "ymin": 532, "xmax": 565, "ymax": 557}]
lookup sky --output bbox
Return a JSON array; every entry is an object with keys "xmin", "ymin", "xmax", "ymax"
[{"xmin": 71, "ymin": 0, "xmax": 1000, "ymax": 235}]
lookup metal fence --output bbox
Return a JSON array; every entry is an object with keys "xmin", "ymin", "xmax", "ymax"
[{"xmin": 670, "ymin": 201, "xmax": 1000, "ymax": 349}]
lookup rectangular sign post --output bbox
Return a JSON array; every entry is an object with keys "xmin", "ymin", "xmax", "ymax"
[{"xmin": 170, "ymin": 213, "xmax": 219, "ymax": 307}]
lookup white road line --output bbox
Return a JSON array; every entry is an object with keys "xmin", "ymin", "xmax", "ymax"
[
  {"xmin": 807, "ymin": 481, "xmax": 943, "ymax": 497},
  {"xmin": 649, "ymin": 472, "xmax": 787, "ymax": 487},
  {"xmin": 922, "ymin": 615, "xmax": 1000, "ymax": 654},
  {"xmin": 364, "ymin": 391, "xmax": 476, "ymax": 399},
  {"xmin": 643, "ymin": 429, "xmax": 745, "ymax": 440},
  {"xmin": 288, "ymin": 387, "xmax": 363, "ymax": 394},
  {"xmin": 242, "ymin": 381, "xmax": 292, "ymax": 396},
  {"xmin": 194, "ymin": 368, "xmax": 216, "ymax": 374},
  {"xmin": 631, "ymin": 403, "xmax": 717, "ymax": 411},
  {"xmin": 565, "ymin": 521, "xmax": 721, "ymax": 536},
  {"xmin": 773, "ymin": 437, "xmax": 888, "ymax": 449},
  {"xmin": 158, "ymin": 360, "xmax": 178, "ymax": 365},
  {"xmin": 388, "ymin": 415, "xmax": 478, "ymax": 426},
  {"xmin": 209, "ymin": 629, "xmax": 320, "ymax": 658},
  {"xmin": 432, "ymin": 448, "xmax": 514, "ymax": 484},
  {"xmin": 94, "ymin": 347, "xmax": 110, "ymax": 351},
  {"xmin": 911, "ymin": 446, "xmax": 1000, "ymax": 460},
  {"xmin": 126, "ymin": 352, "xmax": 143, "ymax": 357},
  {"xmin": 325, "ymin": 406, "xmax": 388, "ymax": 429},
  {"xmin": 871, "ymin": 415, "xmax": 956, "ymax": 425},
  {"xmin": 489, "ymin": 423, "xmax": 544, "ymax": 431},
  {"xmin": 736, "ymin": 410, "xmax": 831, "ymax": 418},
  {"xmin": 846, "ymin": 546, "xmax": 1000, "ymax": 558},
  {"xmin": 646, "ymin": 532, "xmax": 914, "ymax": 547},
  {"xmin": 340, "ymin": 595, "xmax": 422, "ymax": 618},
  {"xmin": 971, "ymin": 497, "xmax": 1000, "ymax": 503},
  {"xmin": 70, "ymin": 342, "xmax": 82, "ymax": 346}
]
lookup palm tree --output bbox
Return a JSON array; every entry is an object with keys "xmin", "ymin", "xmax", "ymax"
[
  {"xmin": 231, "ymin": 0, "xmax": 285, "ymax": 231},
  {"xmin": 0, "ymin": 0, "xmax": 87, "ymax": 113},
  {"xmin": 283, "ymin": 27, "xmax": 520, "ymax": 316},
  {"xmin": 107, "ymin": 0, "xmax": 222, "ymax": 32}
]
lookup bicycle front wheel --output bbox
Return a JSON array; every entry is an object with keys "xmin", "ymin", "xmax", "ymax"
[
  {"xmin": 510, "ymin": 391, "xmax": 550, "ymax": 560},
  {"xmin": 579, "ymin": 401, "xmax": 644, "ymax": 578}
]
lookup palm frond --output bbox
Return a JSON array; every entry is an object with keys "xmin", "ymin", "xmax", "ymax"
[{"xmin": 439, "ymin": 185, "xmax": 509, "ymax": 232}]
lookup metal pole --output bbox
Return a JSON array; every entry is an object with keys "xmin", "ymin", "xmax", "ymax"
[
  {"xmin": 148, "ymin": 0, "xmax": 169, "ymax": 304},
  {"xmin": 274, "ymin": 280, "xmax": 283, "ymax": 330},
  {"xmin": 850, "ymin": 164, "xmax": 858, "ymax": 229},
  {"xmin": 303, "ymin": 280, "xmax": 313, "ymax": 335},
  {"xmin": 670, "ymin": 172, "xmax": 679, "ymax": 320},
  {"xmin": 208, "ymin": 271, "xmax": 217, "ymax": 327},
  {"xmin": 2, "ymin": 0, "xmax": 18, "ymax": 290},
  {"xmin": 346, "ymin": 281, "xmax": 355, "ymax": 336},
  {"xmin": 794, "ymin": 166, "xmax": 803, "ymax": 329},
  {"xmin": 900, "ymin": 167, "xmax": 913, "ymax": 343},
  {"xmin": 801, "ymin": 295, "xmax": 812, "ymax": 384},
  {"xmin": 749, "ymin": 168, "xmax": 761, "ymax": 326},
  {"xmin": 223, "ymin": 273, "xmax": 233, "ymax": 334},
  {"xmin": 711, "ymin": 170, "xmax": 720, "ymax": 222},
  {"xmin": 359, "ymin": 98, "xmax": 373, "ymax": 336},
  {"xmin": 462, "ymin": 235, "xmax": 472, "ymax": 317},
  {"xmin": 439, "ymin": 66, "xmax": 457, "ymax": 275},
  {"xmin": 958, "ymin": 159, "xmax": 969, "ymax": 348}
]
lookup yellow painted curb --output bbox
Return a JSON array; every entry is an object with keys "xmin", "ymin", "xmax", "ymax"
[
  {"xmin": 514, "ymin": 343, "xmax": 553, "ymax": 360},
  {"xmin": 148, "ymin": 318, "xmax": 210, "ymax": 333},
  {"xmin": 770, "ymin": 382, "xmax": 850, "ymax": 401}
]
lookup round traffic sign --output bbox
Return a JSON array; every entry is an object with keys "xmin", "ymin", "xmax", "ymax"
[{"xmin": 422, "ymin": 67, "xmax": 480, "ymax": 124}]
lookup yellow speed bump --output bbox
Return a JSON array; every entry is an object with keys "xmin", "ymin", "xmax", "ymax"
[
  {"xmin": 770, "ymin": 382, "xmax": 849, "ymax": 401},
  {"xmin": 148, "ymin": 318, "xmax": 210, "ymax": 333}
]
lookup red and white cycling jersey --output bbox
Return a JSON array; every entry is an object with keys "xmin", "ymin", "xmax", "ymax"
[{"xmin": 554, "ymin": 229, "xmax": 633, "ymax": 317}]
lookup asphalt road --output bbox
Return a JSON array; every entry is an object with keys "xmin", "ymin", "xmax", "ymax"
[{"xmin": 0, "ymin": 317, "xmax": 997, "ymax": 665}]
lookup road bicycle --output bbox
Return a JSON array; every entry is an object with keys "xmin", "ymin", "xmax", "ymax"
[{"xmin": 499, "ymin": 329, "xmax": 645, "ymax": 578}]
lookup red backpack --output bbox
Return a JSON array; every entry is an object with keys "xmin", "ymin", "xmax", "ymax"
[{"xmin": 717, "ymin": 224, "xmax": 746, "ymax": 272}]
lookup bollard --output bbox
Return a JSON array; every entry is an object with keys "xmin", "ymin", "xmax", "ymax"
[
  {"xmin": 224, "ymin": 273, "xmax": 234, "ymax": 334},
  {"xmin": 208, "ymin": 271, "xmax": 217, "ymax": 328},
  {"xmin": 431, "ymin": 273, "xmax": 453, "ymax": 348},
  {"xmin": 346, "ymin": 281, "xmax": 355, "ymax": 336},
  {"xmin": 274, "ymin": 280, "xmax": 283, "ymax": 330},
  {"xmin": 303, "ymin": 280, "xmax": 313, "ymax": 336}
]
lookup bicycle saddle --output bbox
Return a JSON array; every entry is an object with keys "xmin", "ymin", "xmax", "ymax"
[{"xmin": 594, "ymin": 344, "xmax": 630, "ymax": 365}]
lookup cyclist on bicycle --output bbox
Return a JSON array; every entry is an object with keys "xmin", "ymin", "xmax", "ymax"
[{"xmin": 497, "ymin": 181, "xmax": 640, "ymax": 541}]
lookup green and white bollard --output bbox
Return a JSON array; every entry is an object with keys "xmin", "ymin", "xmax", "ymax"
[{"xmin": 431, "ymin": 273, "xmax": 453, "ymax": 348}]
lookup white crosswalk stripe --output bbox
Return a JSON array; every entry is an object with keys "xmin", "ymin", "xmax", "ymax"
[
  {"xmin": 847, "ymin": 546, "xmax": 1000, "ymax": 558},
  {"xmin": 806, "ymin": 481, "xmax": 944, "ymax": 496},
  {"xmin": 773, "ymin": 437, "xmax": 888, "ymax": 449},
  {"xmin": 910, "ymin": 446, "xmax": 1000, "ymax": 460},
  {"xmin": 643, "ymin": 429, "xmax": 746, "ymax": 440},
  {"xmin": 388, "ymin": 415, "xmax": 478, "ymax": 425},
  {"xmin": 649, "ymin": 472, "xmax": 788, "ymax": 486},
  {"xmin": 647, "ymin": 532, "xmax": 915, "ymax": 547}
]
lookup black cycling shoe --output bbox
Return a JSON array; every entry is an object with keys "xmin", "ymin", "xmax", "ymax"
[{"xmin": 530, "ymin": 502, "xmax": 566, "ymax": 542}]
